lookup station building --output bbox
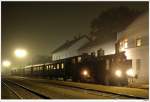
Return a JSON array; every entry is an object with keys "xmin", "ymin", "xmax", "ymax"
[
  {"xmin": 52, "ymin": 35, "xmax": 90, "ymax": 61},
  {"xmin": 51, "ymin": 12, "xmax": 149, "ymax": 86},
  {"xmin": 115, "ymin": 12, "xmax": 149, "ymax": 86}
]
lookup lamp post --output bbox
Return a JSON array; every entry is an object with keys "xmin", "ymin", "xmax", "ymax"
[
  {"xmin": 14, "ymin": 48, "xmax": 27, "ymax": 69},
  {"xmin": 14, "ymin": 49, "xmax": 27, "ymax": 58}
]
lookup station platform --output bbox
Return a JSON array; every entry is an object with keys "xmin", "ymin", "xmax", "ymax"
[{"xmin": 10, "ymin": 76, "xmax": 148, "ymax": 99}]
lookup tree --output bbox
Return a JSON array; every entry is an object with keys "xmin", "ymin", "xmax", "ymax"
[{"xmin": 90, "ymin": 6, "xmax": 144, "ymax": 34}]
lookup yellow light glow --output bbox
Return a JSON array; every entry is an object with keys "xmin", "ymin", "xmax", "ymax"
[
  {"xmin": 14, "ymin": 49, "xmax": 27, "ymax": 58},
  {"xmin": 78, "ymin": 57, "xmax": 82, "ymax": 62},
  {"xmin": 3, "ymin": 60, "xmax": 11, "ymax": 67},
  {"xmin": 124, "ymin": 39, "xmax": 128, "ymax": 48},
  {"xmin": 82, "ymin": 70, "xmax": 88, "ymax": 76},
  {"xmin": 115, "ymin": 70, "xmax": 122, "ymax": 77},
  {"xmin": 61, "ymin": 63, "xmax": 64, "ymax": 69},
  {"xmin": 126, "ymin": 68, "xmax": 135, "ymax": 77}
]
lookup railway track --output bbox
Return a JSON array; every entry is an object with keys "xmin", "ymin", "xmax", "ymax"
[
  {"xmin": 2, "ymin": 77, "xmax": 147, "ymax": 99},
  {"xmin": 2, "ymin": 81, "xmax": 23, "ymax": 99},
  {"xmin": 2, "ymin": 80, "xmax": 51, "ymax": 99}
]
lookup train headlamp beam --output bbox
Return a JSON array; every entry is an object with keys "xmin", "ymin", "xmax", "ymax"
[{"xmin": 115, "ymin": 70, "xmax": 122, "ymax": 77}]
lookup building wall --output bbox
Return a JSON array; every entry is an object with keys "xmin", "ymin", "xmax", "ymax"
[{"xmin": 116, "ymin": 12, "xmax": 149, "ymax": 85}]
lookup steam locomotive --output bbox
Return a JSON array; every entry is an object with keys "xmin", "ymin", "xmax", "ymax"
[{"xmin": 11, "ymin": 52, "xmax": 131, "ymax": 86}]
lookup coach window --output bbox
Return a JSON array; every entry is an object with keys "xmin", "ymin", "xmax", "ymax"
[
  {"xmin": 72, "ymin": 58, "xmax": 76, "ymax": 64},
  {"xmin": 57, "ymin": 64, "xmax": 59, "ymax": 69},
  {"xmin": 61, "ymin": 63, "xmax": 64, "ymax": 69},
  {"xmin": 95, "ymin": 51, "xmax": 98, "ymax": 57},
  {"xmin": 106, "ymin": 59, "xmax": 110, "ymax": 70},
  {"xmin": 136, "ymin": 38, "xmax": 142, "ymax": 47},
  {"xmin": 78, "ymin": 57, "xmax": 82, "ymax": 63}
]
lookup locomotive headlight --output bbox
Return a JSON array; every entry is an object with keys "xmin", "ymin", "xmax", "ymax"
[
  {"xmin": 115, "ymin": 70, "xmax": 122, "ymax": 77},
  {"xmin": 126, "ymin": 68, "xmax": 135, "ymax": 77},
  {"xmin": 82, "ymin": 70, "xmax": 88, "ymax": 76}
]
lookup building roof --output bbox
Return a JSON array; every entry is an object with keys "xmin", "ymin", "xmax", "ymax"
[{"xmin": 52, "ymin": 35, "xmax": 89, "ymax": 53}]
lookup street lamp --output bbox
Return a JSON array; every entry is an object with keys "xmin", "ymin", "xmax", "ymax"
[
  {"xmin": 2, "ymin": 60, "xmax": 11, "ymax": 75},
  {"xmin": 14, "ymin": 49, "xmax": 27, "ymax": 58},
  {"xmin": 2, "ymin": 60, "xmax": 11, "ymax": 67}
]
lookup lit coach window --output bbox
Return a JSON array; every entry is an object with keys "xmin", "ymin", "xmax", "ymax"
[
  {"xmin": 57, "ymin": 64, "xmax": 59, "ymax": 69},
  {"xmin": 61, "ymin": 63, "xmax": 64, "ymax": 69},
  {"xmin": 78, "ymin": 57, "xmax": 82, "ymax": 63}
]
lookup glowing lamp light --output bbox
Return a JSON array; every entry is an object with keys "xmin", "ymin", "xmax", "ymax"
[
  {"xmin": 126, "ymin": 68, "xmax": 135, "ymax": 77},
  {"xmin": 82, "ymin": 70, "xmax": 88, "ymax": 76},
  {"xmin": 14, "ymin": 49, "xmax": 27, "ymax": 58},
  {"xmin": 115, "ymin": 70, "xmax": 122, "ymax": 77},
  {"xmin": 3, "ymin": 60, "xmax": 11, "ymax": 67}
]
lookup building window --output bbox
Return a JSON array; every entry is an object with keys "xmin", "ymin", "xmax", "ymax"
[
  {"xmin": 124, "ymin": 39, "xmax": 128, "ymax": 48},
  {"xmin": 119, "ymin": 38, "xmax": 128, "ymax": 52},
  {"xmin": 119, "ymin": 41, "xmax": 124, "ymax": 52},
  {"xmin": 136, "ymin": 38, "xmax": 142, "ymax": 47}
]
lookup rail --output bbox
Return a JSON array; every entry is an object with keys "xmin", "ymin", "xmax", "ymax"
[{"xmin": 3, "ymin": 80, "xmax": 51, "ymax": 99}]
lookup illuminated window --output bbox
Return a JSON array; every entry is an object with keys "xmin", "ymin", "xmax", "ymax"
[
  {"xmin": 57, "ymin": 64, "xmax": 59, "ymax": 69},
  {"xmin": 119, "ymin": 38, "xmax": 128, "ymax": 52},
  {"xmin": 136, "ymin": 38, "xmax": 142, "ymax": 47},
  {"xmin": 124, "ymin": 39, "xmax": 128, "ymax": 48},
  {"xmin": 61, "ymin": 63, "xmax": 64, "ymax": 69},
  {"xmin": 95, "ymin": 52, "xmax": 98, "ymax": 57},
  {"xmin": 47, "ymin": 66, "xmax": 49, "ymax": 70},
  {"xmin": 78, "ymin": 57, "xmax": 82, "ymax": 63},
  {"xmin": 51, "ymin": 65, "xmax": 53, "ymax": 68},
  {"xmin": 119, "ymin": 41, "xmax": 124, "ymax": 52}
]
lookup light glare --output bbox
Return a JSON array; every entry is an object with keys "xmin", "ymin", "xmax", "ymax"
[
  {"xmin": 126, "ymin": 68, "xmax": 135, "ymax": 77},
  {"xmin": 82, "ymin": 70, "xmax": 88, "ymax": 76},
  {"xmin": 3, "ymin": 60, "xmax": 11, "ymax": 67},
  {"xmin": 14, "ymin": 49, "xmax": 27, "ymax": 58},
  {"xmin": 115, "ymin": 70, "xmax": 122, "ymax": 77}
]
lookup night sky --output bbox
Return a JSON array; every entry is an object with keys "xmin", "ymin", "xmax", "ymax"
[{"xmin": 2, "ymin": 2, "xmax": 148, "ymax": 66}]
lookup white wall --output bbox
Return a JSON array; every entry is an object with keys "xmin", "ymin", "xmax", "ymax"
[
  {"xmin": 117, "ymin": 12, "xmax": 149, "ymax": 85},
  {"xmin": 52, "ymin": 37, "xmax": 89, "ymax": 61}
]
